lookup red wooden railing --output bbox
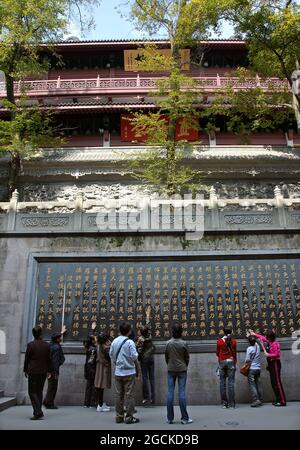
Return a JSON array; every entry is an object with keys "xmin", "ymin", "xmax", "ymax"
[{"xmin": 0, "ymin": 75, "xmax": 289, "ymax": 97}]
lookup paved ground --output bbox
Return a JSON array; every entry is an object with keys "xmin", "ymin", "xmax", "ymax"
[{"xmin": 1, "ymin": 403, "xmax": 300, "ymax": 430}]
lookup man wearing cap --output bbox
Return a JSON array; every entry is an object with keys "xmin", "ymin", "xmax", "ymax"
[{"xmin": 43, "ymin": 325, "xmax": 66, "ymax": 409}]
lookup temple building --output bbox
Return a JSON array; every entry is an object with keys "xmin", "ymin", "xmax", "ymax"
[{"xmin": 0, "ymin": 39, "xmax": 299, "ymax": 405}]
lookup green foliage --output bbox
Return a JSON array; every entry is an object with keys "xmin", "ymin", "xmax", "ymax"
[
  {"xmin": 127, "ymin": 0, "xmax": 228, "ymax": 45},
  {"xmin": 0, "ymin": 0, "xmax": 100, "ymax": 196},
  {"xmin": 123, "ymin": 1, "xmax": 231, "ymax": 194},
  {"xmin": 127, "ymin": 144, "xmax": 202, "ymax": 195},
  {"xmin": 203, "ymin": 69, "xmax": 295, "ymax": 136},
  {"xmin": 227, "ymin": 1, "xmax": 300, "ymax": 79},
  {"xmin": 0, "ymin": 100, "xmax": 63, "ymax": 156},
  {"xmin": 225, "ymin": 0, "xmax": 300, "ymax": 129},
  {"xmin": 126, "ymin": 46, "xmax": 204, "ymax": 194},
  {"xmin": 0, "ymin": 0, "xmax": 67, "ymax": 80}
]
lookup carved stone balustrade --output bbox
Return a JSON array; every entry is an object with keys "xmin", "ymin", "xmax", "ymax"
[{"xmin": 0, "ymin": 187, "xmax": 299, "ymax": 234}]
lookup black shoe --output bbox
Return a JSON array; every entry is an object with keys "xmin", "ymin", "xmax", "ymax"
[
  {"xmin": 116, "ymin": 417, "xmax": 124, "ymax": 423},
  {"xmin": 125, "ymin": 416, "xmax": 140, "ymax": 424},
  {"xmin": 30, "ymin": 413, "xmax": 44, "ymax": 420},
  {"xmin": 45, "ymin": 405, "xmax": 58, "ymax": 409},
  {"xmin": 273, "ymin": 402, "xmax": 286, "ymax": 407}
]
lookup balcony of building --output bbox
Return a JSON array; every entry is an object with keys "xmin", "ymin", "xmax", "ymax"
[{"xmin": 0, "ymin": 73, "xmax": 289, "ymax": 99}]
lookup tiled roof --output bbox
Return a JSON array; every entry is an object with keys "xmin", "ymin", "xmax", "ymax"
[
  {"xmin": 48, "ymin": 38, "xmax": 245, "ymax": 47},
  {"xmin": 40, "ymin": 101, "xmax": 156, "ymax": 111},
  {"xmin": 41, "ymin": 146, "xmax": 300, "ymax": 162}
]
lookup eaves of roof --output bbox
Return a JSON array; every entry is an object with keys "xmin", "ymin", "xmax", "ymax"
[{"xmin": 44, "ymin": 38, "xmax": 245, "ymax": 49}]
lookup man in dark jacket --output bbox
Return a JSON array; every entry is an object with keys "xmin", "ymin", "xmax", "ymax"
[
  {"xmin": 165, "ymin": 323, "xmax": 192, "ymax": 425},
  {"xmin": 43, "ymin": 326, "xmax": 66, "ymax": 409},
  {"xmin": 24, "ymin": 326, "xmax": 52, "ymax": 420}
]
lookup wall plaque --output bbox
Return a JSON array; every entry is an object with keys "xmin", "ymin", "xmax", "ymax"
[{"xmin": 35, "ymin": 258, "xmax": 300, "ymax": 341}]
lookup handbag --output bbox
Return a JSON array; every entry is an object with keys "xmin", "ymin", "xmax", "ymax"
[
  {"xmin": 240, "ymin": 344, "xmax": 258, "ymax": 377},
  {"xmin": 240, "ymin": 361, "xmax": 251, "ymax": 376}
]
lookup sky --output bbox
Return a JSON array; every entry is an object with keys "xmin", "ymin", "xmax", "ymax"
[{"xmin": 66, "ymin": 0, "xmax": 235, "ymax": 41}]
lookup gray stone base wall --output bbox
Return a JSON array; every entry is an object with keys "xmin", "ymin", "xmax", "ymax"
[
  {"xmin": 1, "ymin": 233, "xmax": 300, "ymax": 403},
  {"xmin": 16, "ymin": 348, "xmax": 299, "ymax": 406}
]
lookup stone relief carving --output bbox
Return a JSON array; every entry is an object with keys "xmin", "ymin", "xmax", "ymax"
[
  {"xmin": 21, "ymin": 217, "xmax": 70, "ymax": 228},
  {"xmin": 87, "ymin": 216, "xmax": 97, "ymax": 226},
  {"xmin": 19, "ymin": 183, "xmax": 151, "ymax": 202},
  {"xmin": 291, "ymin": 214, "xmax": 300, "ymax": 223},
  {"xmin": 19, "ymin": 181, "xmax": 300, "ymax": 204},
  {"xmin": 224, "ymin": 214, "xmax": 273, "ymax": 224}
]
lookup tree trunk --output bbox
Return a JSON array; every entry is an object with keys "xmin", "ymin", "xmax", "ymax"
[
  {"xmin": 8, "ymin": 152, "xmax": 21, "ymax": 197},
  {"xmin": 5, "ymin": 73, "xmax": 15, "ymax": 107},
  {"xmin": 166, "ymin": 39, "xmax": 182, "ymax": 195}
]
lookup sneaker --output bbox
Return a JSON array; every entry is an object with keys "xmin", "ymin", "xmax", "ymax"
[
  {"xmin": 103, "ymin": 403, "xmax": 111, "ymax": 410},
  {"xmin": 251, "ymin": 400, "xmax": 262, "ymax": 407},
  {"xmin": 166, "ymin": 420, "xmax": 174, "ymax": 424},
  {"xmin": 45, "ymin": 405, "xmax": 58, "ymax": 409},
  {"xmin": 273, "ymin": 402, "xmax": 286, "ymax": 407},
  {"xmin": 222, "ymin": 402, "xmax": 228, "ymax": 409},
  {"xmin": 97, "ymin": 405, "xmax": 110, "ymax": 412},
  {"xmin": 116, "ymin": 417, "xmax": 124, "ymax": 423},
  {"xmin": 250, "ymin": 402, "xmax": 259, "ymax": 407},
  {"xmin": 125, "ymin": 416, "xmax": 140, "ymax": 424},
  {"xmin": 181, "ymin": 418, "xmax": 193, "ymax": 425}
]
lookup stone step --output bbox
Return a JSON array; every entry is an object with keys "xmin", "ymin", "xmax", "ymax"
[{"xmin": 0, "ymin": 396, "xmax": 17, "ymax": 412}]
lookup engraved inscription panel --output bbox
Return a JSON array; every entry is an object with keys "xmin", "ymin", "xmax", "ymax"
[{"xmin": 35, "ymin": 258, "xmax": 300, "ymax": 341}]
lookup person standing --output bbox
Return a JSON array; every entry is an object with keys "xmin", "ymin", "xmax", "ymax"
[
  {"xmin": 95, "ymin": 333, "xmax": 112, "ymax": 412},
  {"xmin": 137, "ymin": 325, "xmax": 156, "ymax": 406},
  {"xmin": 245, "ymin": 335, "xmax": 263, "ymax": 407},
  {"xmin": 110, "ymin": 322, "xmax": 140, "ymax": 424},
  {"xmin": 43, "ymin": 326, "xmax": 66, "ymax": 409},
  {"xmin": 24, "ymin": 326, "xmax": 52, "ymax": 420},
  {"xmin": 165, "ymin": 323, "xmax": 192, "ymax": 425},
  {"xmin": 216, "ymin": 327, "xmax": 237, "ymax": 408},
  {"xmin": 250, "ymin": 329, "xmax": 286, "ymax": 406},
  {"xmin": 83, "ymin": 334, "xmax": 97, "ymax": 408}
]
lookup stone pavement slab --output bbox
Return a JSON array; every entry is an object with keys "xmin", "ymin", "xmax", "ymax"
[{"xmin": 1, "ymin": 403, "xmax": 300, "ymax": 430}]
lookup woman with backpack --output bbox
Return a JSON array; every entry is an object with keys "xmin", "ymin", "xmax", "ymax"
[
  {"xmin": 94, "ymin": 332, "xmax": 112, "ymax": 412},
  {"xmin": 137, "ymin": 325, "xmax": 156, "ymax": 406},
  {"xmin": 216, "ymin": 328, "xmax": 237, "ymax": 408}
]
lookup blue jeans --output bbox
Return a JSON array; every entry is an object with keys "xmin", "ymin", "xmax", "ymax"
[
  {"xmin": 219, "ymin": 360, "xmax": 236, "ymax": 406},
  {"xmin": 167, "ymin": 371, "xmax": 189, "ymax": 421},
  {"xmin": 248, "ymin": 369, "xmax": 263, "ymax": 403}
]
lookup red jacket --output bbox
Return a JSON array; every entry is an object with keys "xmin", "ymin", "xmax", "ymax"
[{"xmin": 216, "ymin": 337, "xmax": 237, "ymax": 363}]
